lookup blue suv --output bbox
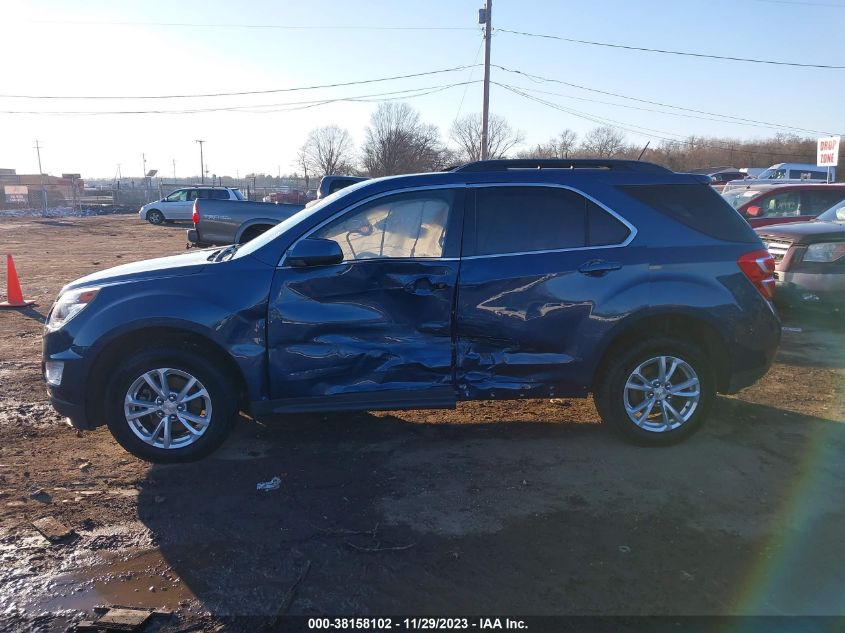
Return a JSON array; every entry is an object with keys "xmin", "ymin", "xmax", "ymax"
[{"xmin": 42, "ymin": 160, "xmax": 780, "ymax": 462}]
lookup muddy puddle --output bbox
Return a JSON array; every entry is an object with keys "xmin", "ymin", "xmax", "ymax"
[{"xmin": 0, "ymin": 522, "xmax": 198, "ymax": 619}]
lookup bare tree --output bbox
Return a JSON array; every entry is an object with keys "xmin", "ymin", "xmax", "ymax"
[
  {"xmin": 298, "ymin": 125, "xmax": 356, "ymax": 177},
  {"xmin": 516, "ymin": 129, "xmax": 578, "ymax": 159},
  {"xmin": 450, "ymin": 113, "xmax": 525, "ymax": 162},
  {"xmin": 361, "ymin": 102, "xmax": 449, "ymax": 176},
  {"xmin": 579, "ymin": 126, "xmax": 627, "ymax": 158}
]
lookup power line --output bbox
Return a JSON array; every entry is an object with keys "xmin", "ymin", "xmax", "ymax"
[
  {"xmin": 0, "ymin": 81, "xmax": 479, "ymax": 115},
  {"xmin": 17, "ymin": 19, "xmax": 478, "ymax": 31},
  {"xmin": 0, "ymin": 65, "xmax": 480, "ymax": 100},
  {"xmin": 498, "ymin": 84, "xmax": 816, "ymax": 159},
  {"xmin": 754, "ymin": 0, "xmax": 845, "ymax": 7},
  {"xmin": 496, "ymin": 28, "xmax": 845, "ymax": 69},
  {"xmin": 492, "ymin": 64, "xmax": 836, "ymax": 136},
  {"xmin": 492, "ymin": 81, "xmax": 833, "ymax": 136}
]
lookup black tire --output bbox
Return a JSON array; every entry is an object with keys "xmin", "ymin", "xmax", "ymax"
[
  {"xmin": 104, "ymin": 348, "xmax": 238, "ymax": 463},
  {"xmin": 238, "ymin": 225, "xmax": 271, "ymax": 244},
  {"xmin": 146, "ymin": 209, "xmax": 165, "ymax": 225},
  {"xmin": 594, "ymin": 337, "xmax": 714, "ymax": 446}
]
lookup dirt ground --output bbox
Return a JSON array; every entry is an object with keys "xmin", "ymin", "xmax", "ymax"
[{"xmin": 1, "ymin": 215, "xmax": 844, "ymax": 632}]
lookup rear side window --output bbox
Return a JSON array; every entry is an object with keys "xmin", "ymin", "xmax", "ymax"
[
  {"xmin": 211, "ymin": 189, "xmax": 230, "ymax": 200},
  {"xmin": 588, "ymin": 200, "xmax": 630, "ymax": 246},
  {"xmin": 802, "ymin": 189, "xmax": 845, "ymax": 213},
  {"xmin": 470, "ymin": 187, "xmax": 630, "ymax": 256},
  {"xmin": 619, "ymin": 184, "xmax": 758, "ymax": 243}
]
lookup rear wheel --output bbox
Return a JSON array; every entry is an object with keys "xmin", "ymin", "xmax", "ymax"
[
  {"xmin": 238, "ymin": 225, "xmax": 271, "ymax": 244},
  {"xmin": 104, "ymin": 348, "xmax": 237, "ymax": 462},
  {"xmin": 595, "ymin": 337, "xmax": 713, "ymax": 445},
  {"xmin": 146, "ymin": 209, "xmax": 165, "ymax": 225}
]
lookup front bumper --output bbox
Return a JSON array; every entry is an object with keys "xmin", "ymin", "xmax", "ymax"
[
  {"xmin": 42, "ymin": 330, "xmax": 99, "ymax": 430},
  {"xmin": 774, "ymin": 271, "xmax": 845, "ymax": 307}
]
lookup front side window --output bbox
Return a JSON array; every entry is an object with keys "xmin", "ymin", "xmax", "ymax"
[
  {"xmin": 313, "ymin": 190, "xmax": 454, "ymax": 261},
  {"xmin": 165, "ymin": 190, "xmax": 187, "ymax": 202},
  {"xmin": 761, "ymin": 191, "xmax": 801, "ymax": 217}
]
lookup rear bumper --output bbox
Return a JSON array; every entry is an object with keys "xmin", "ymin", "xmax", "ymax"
[
  {"xmin": 722, "ymin": 300, "xmax": 781, "ymax": 394},
  {"xmin": 186, "ymin": 228, "xmax": 212, "ymax": 249}
]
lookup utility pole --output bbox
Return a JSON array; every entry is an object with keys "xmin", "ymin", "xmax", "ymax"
[
  {"xmin": 480, "ymin": 0, "xmax": 492, "ymax": 161},
  {"xmin": 195, "ymin": 140, "xmax": 205, "ymax": 184},
  {"xmin": 141, "ymin": 153, "xmax": 148, "ymax": 194},
  {"xmin": 172, "ymin": 159, "xmax": 176, "ymax": 180},
  {"xmin": 34, "ymin": 140, "xmax": 47, "ymax": 216}
]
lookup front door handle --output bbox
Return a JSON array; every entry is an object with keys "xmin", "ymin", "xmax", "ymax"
[
  {"xmin": 578, "ymin": 260, "xmax": 622, "ymax": 276},
  {"xmin": 405, "ymin": 278, "xmax": 449, "ymax": 292}
]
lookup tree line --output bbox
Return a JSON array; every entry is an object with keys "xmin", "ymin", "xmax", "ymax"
[{"xmin": 294, "ymin": 101, "xmax": 831, "ymax": 181}]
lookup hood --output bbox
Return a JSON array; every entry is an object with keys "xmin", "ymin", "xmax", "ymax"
[
  {"xmin": 62, "ymin": 249, "xmax": 213, "ymax": 293},
  {"xmin": 755, "ymin": 220, "xmax": 845, "ymax": 243}
]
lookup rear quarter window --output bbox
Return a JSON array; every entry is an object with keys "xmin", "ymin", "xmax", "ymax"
[{"xmin": 618, "ymin": 184, "xmax": 758, "ymax": 244}]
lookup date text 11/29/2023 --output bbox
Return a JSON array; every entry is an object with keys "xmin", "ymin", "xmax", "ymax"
[{"xmin": 307, "ymin": 618, "xmax": 528, "ymax": 630}]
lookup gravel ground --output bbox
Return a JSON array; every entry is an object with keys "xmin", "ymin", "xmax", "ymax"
[{"xmin": 1, "ymin": 215, "xmax": 843, "ymax": 631}]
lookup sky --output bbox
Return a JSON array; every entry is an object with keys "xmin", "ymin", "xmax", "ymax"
[{"xmin": 0, "ymin": 0, "xmax": 842, "ymax": 179}]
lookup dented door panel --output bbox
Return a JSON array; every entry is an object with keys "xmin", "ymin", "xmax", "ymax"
[
  {"xmin": 267, "ymin": 259, "xmax": 459, "ymax": 401},
  {"xmin": 455, "ymin": 249, "xmax": 649, "ymax": 399}
]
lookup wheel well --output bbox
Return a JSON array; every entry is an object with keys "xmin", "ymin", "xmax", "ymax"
[
  {"xmin": 594, "ymin": 314, "xmax": 731, "ymax": 393},
  {"xmin": 146, "ymin": 208, "xmax": 161, "ymax": 217},
  {"xmin": 238, "ymin": 224, "xmax": 272, "ymax": 243},
  {"xmin": 86, "ymin": 327, "xmax": 249, "ymax": 426}
]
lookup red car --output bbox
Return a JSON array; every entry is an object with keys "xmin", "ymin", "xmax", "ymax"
[{"xmin": 722, "ymin": 184, "xmax": 845, "ymax": 228}]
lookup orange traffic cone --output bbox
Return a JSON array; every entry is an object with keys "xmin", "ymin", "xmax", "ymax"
[{"xmin": 0, "ymin": 255, "xmax": 35, "ymax": 308}]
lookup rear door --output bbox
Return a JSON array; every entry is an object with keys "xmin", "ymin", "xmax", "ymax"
[
  {"xmin": 266, "ymin": 187, "xmax": 465, "ymax": 409},
  {"xmin": 456, "ymin": 184, "xmax": 640, "ymax": 399}
]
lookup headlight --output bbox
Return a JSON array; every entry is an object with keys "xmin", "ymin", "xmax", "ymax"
[
  {"xmin": 46, "ymin": 287, "xmax": 100, "ymax": 331},
  {"xmin": 803, "ymin": 242, "xmax": 845, "ymax": 263}
]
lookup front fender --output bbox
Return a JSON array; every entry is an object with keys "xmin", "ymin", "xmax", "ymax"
[{"xmin": 66, "ymin": 258, "xmax": 274, "ymax": 402}]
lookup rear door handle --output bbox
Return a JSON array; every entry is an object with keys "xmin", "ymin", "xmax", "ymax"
[{"xmin": 578, "ymin": 260, "xmax": 622, "ymax": 276}]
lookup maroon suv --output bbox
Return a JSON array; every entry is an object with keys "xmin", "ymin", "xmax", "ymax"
[{"xmin": 722, "ymin": 184, "xmax": 845, "ymax": 228}]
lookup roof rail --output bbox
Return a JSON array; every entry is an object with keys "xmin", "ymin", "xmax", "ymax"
[{"xmin": 452, "ymin": 159, "xmax": 672, "ymax": 174}]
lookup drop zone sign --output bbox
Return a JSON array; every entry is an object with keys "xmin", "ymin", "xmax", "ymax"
[{"xmin": 817, "ymin": 136, "xmax": 840, "ymax": 167}]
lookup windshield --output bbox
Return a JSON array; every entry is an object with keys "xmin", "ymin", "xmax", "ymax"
[
  {"xmin": 234, "ymin": 178, "xmax": 376, "ymax": 259},
  {"xmin": 815, "ymin": 196, "xmax": 845, "ymax": 223},
  {"xmin": 722, "ymin": 188, "xmax": 766, "ymax": 209}
]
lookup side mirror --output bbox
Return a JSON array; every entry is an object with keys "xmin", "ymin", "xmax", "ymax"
[
  {"xmin": 286, "ymin": 238, "xmax": 344, "ymax": 267},
  {"xmin": 745, "ymin": 205, "xmax": 763, "ymax": 218}
]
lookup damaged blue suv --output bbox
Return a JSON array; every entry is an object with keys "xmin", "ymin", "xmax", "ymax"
[{"xmin": 43, "ymin": 160, "xmax": 780, "ymax": 462}]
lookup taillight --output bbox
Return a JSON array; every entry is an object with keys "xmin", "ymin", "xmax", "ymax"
[
  {"xmin": 738, "ymin": 249, "xmax": 775, "ymax": 300},
  {"xmin": 192, "ymin": 200, "xmax": 199, "ymax": 225}
]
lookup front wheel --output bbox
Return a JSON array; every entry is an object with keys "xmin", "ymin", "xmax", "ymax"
[
  {"xmin": 594, "ymin": 337, "xmax": 714, "ymax": 445},
  {"xmin": 146, "ymin": 209, "xmax": 165, "ymax": 225},
  {"xmin": 104, "ymin": 348, "xmax": 238, "ymax": 462}
]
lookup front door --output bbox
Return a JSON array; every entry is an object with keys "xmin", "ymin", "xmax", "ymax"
[{"xmin": 266, "ymin": 187, "xmax": 464, "ymax": 410}]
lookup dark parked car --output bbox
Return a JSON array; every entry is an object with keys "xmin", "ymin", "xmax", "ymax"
[
  {"xmin": 709, "ymin": 170, "xmax": 746, "ymax": 193},
  {"xmin": 756, "ymin": 196, "xmax": 845, "ymax": 308},
  {"xmin": 43, "ymin": 159, "xmax": 780, "ymax": 462},
  {"xmin": 722, "ymin": 184, "xmax": 845, "ymax": 228}
]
